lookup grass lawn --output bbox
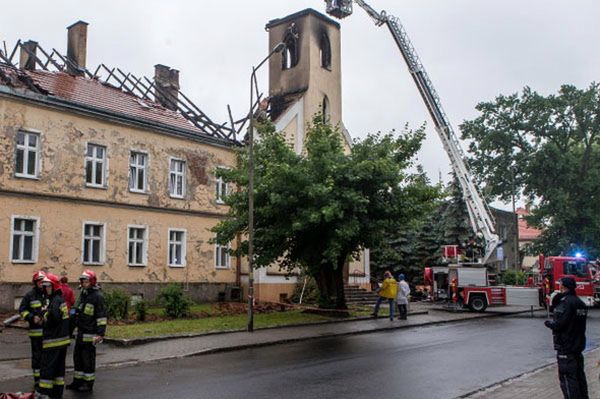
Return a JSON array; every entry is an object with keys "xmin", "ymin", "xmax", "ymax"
[{"xmin": 106, "ymin": 305, "xmax": 375, "ymax": 340}]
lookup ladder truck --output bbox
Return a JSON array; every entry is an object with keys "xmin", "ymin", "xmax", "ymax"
[{"xmin": 324, "ymin": 1, "xmax": 546, "ymax": 311}]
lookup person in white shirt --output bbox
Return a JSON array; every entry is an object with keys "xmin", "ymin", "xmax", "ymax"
[{"xmin": 396, "ymin": 274, "xmax": 411, "ymax": 320}]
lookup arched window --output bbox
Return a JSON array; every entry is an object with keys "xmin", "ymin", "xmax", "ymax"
[
  {"xmin": 322, "ymin": 95, "xmax": 330, "ymax": 122},
  {"xmin": 319, "ymin": 33, "xmax": 331, "ymax": 69},
  {"xmin": 282, "ymin": 24, "xmax": 299, "ymax": 70}
]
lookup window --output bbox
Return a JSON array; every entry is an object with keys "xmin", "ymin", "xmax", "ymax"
[
  {"xmin": 15, "ymin": 131, "xmax": 40, "ymax": 178},
  {"xmin": 215, "ymin": 242, "xmax": 230, "ymax": 269},
  {"xmin": 169, "ymin": 158, "xmax": 186, "ymax": 198},
  {"xmin": 322, "ymin": 96, "xmax": 330, "ymax": 122},
  {"xmin": 282, "ymin": 24, "xmax": 299, "ymax": 70},
  {"xmin": 85, "ymin": 144, "xmax": 107, "ymax": 187},
  {"xmin": 215, "ymin": 169, "xmax": 228, "ymax": 204},
  {"xmin": 563, "ymin": 261, "xmax": 589, "ymax": 278},
  {"xmin": 82, "ymin": 223, "xmax": 105, "ymax": 264},
  {"xmin": 129, "ymin": 152, "xmax": 147, "ymax": 192},
  {"xmin": 319, "ymin": 33, "xmax": 331, "ymax": 69},
  {"xmin": 168, "ymin": 229, "xmax": 186, "ymax": 267},
  {"xmin": 11, "ymin": 216, "xmax": 39, "ymax": 263},
  {"xmin": 128, "ymin": 226, "xmax": 147, "ymax": 266}
]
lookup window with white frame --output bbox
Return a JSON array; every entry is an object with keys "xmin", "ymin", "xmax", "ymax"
[
  {"xmin": 82, "ymin": 223, "xmax": 105, "ymax": 264},
  {"xmin": 215, "ymin": 169, "xmax": 228, "ymax": 204},
  {"xmin": 129, "ymin": 152, "xmax": 147, "ymax": 192},
  {"xmin": 85, "ymin": 144, "xmax": 107, "ymax": 187},
  {"xmin": 11, "ymin": 217, "xmax": 39, "ymax": 263},
  {"xmin": 15, "ymin": 131, "xmax": 40, "ymax": 178},
  {"xmin": 169, "ymin": 159, "xmax": 186, "ymax": 198},
  {"xmin": 168, "ymin": 229, "xmax": 186, "ymax": 267},
  {"xmin": 215, "ymin": 242, "xmax": 230, "ymax": 269},
  {"xmin": 128, "ymin": 226, "xmax": 147, "ymax": 266}
]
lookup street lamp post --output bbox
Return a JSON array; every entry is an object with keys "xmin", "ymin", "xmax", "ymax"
[{"xmin": 247, "ymin": 42, "xmax": 286, "ymax": 333}]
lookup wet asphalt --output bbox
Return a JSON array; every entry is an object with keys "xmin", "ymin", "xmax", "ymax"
[{"xmin": 2, "ymin": 309, "xmax": 599, "ymax": 399}]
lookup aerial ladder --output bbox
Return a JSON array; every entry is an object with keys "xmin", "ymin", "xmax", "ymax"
[{"xmin": 325, "ymin": 0, "xmax": 501, "ymax": 265}]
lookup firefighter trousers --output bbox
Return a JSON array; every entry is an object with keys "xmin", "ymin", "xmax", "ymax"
[
  {"xmin": 30, "ymin": 337, "xmax": 42, "ymax": 385},
  {"xmin": 397, "ymin": 304, "xmax": 408, "ymax": 320},
  {"xmin": 557, "ymin": 352, "xmax": 589, "ymax": 399},
  {"xmin": 39, "ymin": 346, "xmax": 67, "ymax": 399},
  {"xmin": 73, "ymin": 338, "xmax": 97, "ymax": 387}
]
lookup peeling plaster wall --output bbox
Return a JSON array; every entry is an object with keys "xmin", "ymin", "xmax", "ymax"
[{"xmin": 0, "ymin": 96, "xmax": 244, "ymax": 309}]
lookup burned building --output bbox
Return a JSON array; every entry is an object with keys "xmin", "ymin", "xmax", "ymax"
[{"xmin": 0, "ymin": 21, "xmax": 245, "ymax": 310}]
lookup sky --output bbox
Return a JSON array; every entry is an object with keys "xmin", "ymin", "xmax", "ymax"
[{"xmin": 2, "ymin": 0, "xmax": 599, "ymax": 209}]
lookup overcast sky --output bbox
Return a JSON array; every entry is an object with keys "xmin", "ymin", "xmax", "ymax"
[{"xmin": 2, "ymin": 1, "xmax": 599, "ymax": 209}]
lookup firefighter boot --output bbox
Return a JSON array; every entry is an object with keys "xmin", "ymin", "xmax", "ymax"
[
  {"xmin": 65, "ymin": 380, "xmax": 82, "ymax": 390},
  {"xmin": 77, "ymin": 381, "xmax": 94, "ymax": 392}
]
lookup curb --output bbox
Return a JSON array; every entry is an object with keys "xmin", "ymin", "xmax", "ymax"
[
  {"xmin": 104, "ymin": 310, "xmax": 431, "ymax": 346},
  {"xmin": 455, "ymin": 346, "xmax": 600, "ymax": 398}
]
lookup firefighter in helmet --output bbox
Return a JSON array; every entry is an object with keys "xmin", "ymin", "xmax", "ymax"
[
  {"xmin": 18, "ymin": 270, "xmax": 47, "ymax": 389},
  {"xmin": 66, "ymin": 269, "xmax": 107, "ymax": 392},
  {"xmin": 38, "ymin": 272, "xmax": 70, "ymax": 399}
]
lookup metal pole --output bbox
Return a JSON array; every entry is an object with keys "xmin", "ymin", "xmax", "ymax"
[{"xmin": 247, "ymin": 42, "xmax": 286, "ymax": 333}]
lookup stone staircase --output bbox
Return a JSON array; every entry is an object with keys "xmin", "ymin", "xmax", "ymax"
[{"xmin": 344, "ymin": 284, "xmax": 378, "ymax": 306}]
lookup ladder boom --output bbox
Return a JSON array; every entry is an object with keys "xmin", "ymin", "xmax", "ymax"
[{"xmin": 351, "ymin": 1, "xmax": 500, "ymax": 264}]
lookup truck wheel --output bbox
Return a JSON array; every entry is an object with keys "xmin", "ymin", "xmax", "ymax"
[{"xmin": 468, "ymin": 296, "xmax": 488, "ymax": 312}]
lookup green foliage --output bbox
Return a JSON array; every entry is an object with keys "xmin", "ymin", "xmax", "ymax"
[
  {"xmin": 212, "ymin": 114, "xmax": 438, "ymax": 309},
  {"xmin": 104, "ymin": 288, "xmax": 130, "ymax": 320},
  {"xmin": 290, "ymin": 275, "xmax": 320, "ymax": 304},
  {"xmin": 158, "ymin": 284, "xmax": 192, "ymax": 318},
  {"xmin": 461, "ymin": 83, "xmax": 600, "ymax": 257},
  {"xmin": 134, "ymin": 299, "xmax": 148, "ymax": 322},
  {"xmin": 498, "ymin": 269, "xmax": 527, "ymax": 286}
]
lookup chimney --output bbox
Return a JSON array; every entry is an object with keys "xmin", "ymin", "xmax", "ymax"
[
  {"xmin": 19, "ymin": 40, "xmax": 38, "ymax": 71},
  {"xmin": 154, "ymin": 64, "xmax": 180, "ymax": 111},
  {"xmin": 66, "ymin": 20, "xmax": 88, "ymax": 76}
]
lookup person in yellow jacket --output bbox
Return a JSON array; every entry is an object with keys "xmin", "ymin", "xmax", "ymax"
[{"xmin": 371, "ymin": 271, "xmax": 398, "ymax": 320}]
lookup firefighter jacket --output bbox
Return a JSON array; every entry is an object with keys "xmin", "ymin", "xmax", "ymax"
[
  {"xmin": 42, "ymin": 293, "xmax": 70, "ymax": 350},
  {"xmin": 378, "ymin": 278, "xmax": 398, "ymax": 299},
  {"xmin": 544, "ymin": 292, "xmax": 587, "ymax": 354},
  {"xmin": 19, "ymin": 287, "xmax": 47, "ymax": 338},
  {"xmin": 73, "ymin": 286, "xmax": 107, "ymax": 339}
]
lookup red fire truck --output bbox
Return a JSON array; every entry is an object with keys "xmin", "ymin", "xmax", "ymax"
[{"xmin": 541, "ymin": 255, "xmax": 598, "ymax": 308}]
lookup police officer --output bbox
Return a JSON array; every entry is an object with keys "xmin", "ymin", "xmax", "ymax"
[
  {"xmin": 66, "ymin": 270, "xmax": 107, "ymax": 392},
  {"xmin": 18, "ymin": 271, "xmax": 47, "ymax": 389},
  {"xmin": 38, "ymin": 273, "xmax": 70, "ymax": 399},
  {"xmin": 544, "ymin": 277, "xmax": 589, "ymax": 399}
]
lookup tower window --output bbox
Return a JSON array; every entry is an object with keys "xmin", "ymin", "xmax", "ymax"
[
  {"xmin": 282, "ymin": 24, "xmax": 299, "ymax": 70},
  {"xmin": 320, "ymin": 33, "xmax": 331, "ymax": 69},
  {"xmin": 322, "ymin": 96, "xmax": 331, "ymax": 122}
]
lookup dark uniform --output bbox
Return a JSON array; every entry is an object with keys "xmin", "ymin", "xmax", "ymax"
[
  {"xmin": 39, "ymin": 286, "xmax": 70, "ymax": 399},
  {"xmin": 544, "ymin": 278, "xmax": 588, "ymax": 399},
  {"xmin": 69, "ymin": 285, "xmax": 107, "ymax": 391},
  {"xmin": 18, "ymin": 284, "xmax": 47, "ymax": 387}
]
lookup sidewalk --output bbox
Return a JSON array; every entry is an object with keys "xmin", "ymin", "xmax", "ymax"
[
  {"xmin": 0, "ymin": 304, "xmax": 537, "ymax": 382},
  {"xmin": 463, "ymin": 347, "xmax": 600, "ymax": 399}
]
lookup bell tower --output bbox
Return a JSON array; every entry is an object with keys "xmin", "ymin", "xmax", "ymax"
[{"xmin": 266, "ymin": 9, "xmax": 346, "ymax": 153}]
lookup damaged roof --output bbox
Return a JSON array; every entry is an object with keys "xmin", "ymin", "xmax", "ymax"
[{"xmin": 0, "ymin": 63, "xmax": 234, "ymax": 146}]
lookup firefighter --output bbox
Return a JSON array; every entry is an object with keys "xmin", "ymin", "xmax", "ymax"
[
  {"xmin": 38, "ymin": 273, "xmax": 70, "ymax": 399},
  {"xmin": 18, "ymin": 270, "xmax": 47, "ymax": 389},
  {"xmin": 66, "ymin": 269, "xmax": 107, "ymax": 392},
  {"xmin": 544, "ymin": 277, "xmax": 589, "ymax": 399}
]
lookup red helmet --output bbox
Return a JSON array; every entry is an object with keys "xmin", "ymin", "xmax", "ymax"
[
  {"xmin": 44, "ymin": 273, "xmax": 62, "ymax": 292},
  {"xmin": 32, "ymin": 271, "xmax": 46, "ymax": 285},
  {"xmin": 79, "ymin": 269, "xmax": 97, "ymax": 286}
]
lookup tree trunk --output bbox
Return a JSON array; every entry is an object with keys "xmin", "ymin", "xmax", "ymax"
[{"xmin": 334, "ymin": 256, "xmax": 348, "ymax": 310}]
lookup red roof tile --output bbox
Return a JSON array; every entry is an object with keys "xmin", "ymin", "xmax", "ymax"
[
  {"xmin": 516, "ymin": 207, "xmax": 542, "ymax": 241},
  {"xmin": 24, "ymin": 70, "xmax": 203, "ymax": 133}
]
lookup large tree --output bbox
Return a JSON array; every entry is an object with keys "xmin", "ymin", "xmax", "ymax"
[
  {"xmin": 460, "ymin": 83, "xmax": 600, "ymax": 257},
  {"xmin": 212, "ymin": 115, "xmax": 438, "ymax": 309}
]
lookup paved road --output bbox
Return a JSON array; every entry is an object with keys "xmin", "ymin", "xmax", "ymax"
[{"xmin": 3, "ymin": 310, "xmax": 599, "ymax": 398}]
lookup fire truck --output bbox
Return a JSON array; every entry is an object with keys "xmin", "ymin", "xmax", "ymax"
[
  {"xmin": 324, "ymin": 1, "xmax": 599, "ymax": 311},
  {"xmin": 541, "ymin": 255, "xmax": 599, "ymax": 308}
]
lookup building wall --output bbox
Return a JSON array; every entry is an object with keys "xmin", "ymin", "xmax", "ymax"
[
  {"xmin": 0, "ymin": 95, "xmax": 241, "ymax": 309},
  {"xmin": 490, "ymin": 209, "xmax": 519, "ymax": 271}
]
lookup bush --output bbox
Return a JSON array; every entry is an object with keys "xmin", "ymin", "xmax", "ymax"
[
  {"xmin": 158, "ymin": 284, "xmax": 192, "ymax": 318},
  {"xmin": 134, "ymin": 299, "xmax": 147, "ymax": 322},
  {"xmin": 104, "ymin": 288, "xmax": 130, "ymax": 320},
  {"xmin": 290, "ymin": 275, "xmax": 320, "ymax": 305},
  {"xmin": 499, "ymin": 269, "xmax": 527, "ymax": 286}
]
